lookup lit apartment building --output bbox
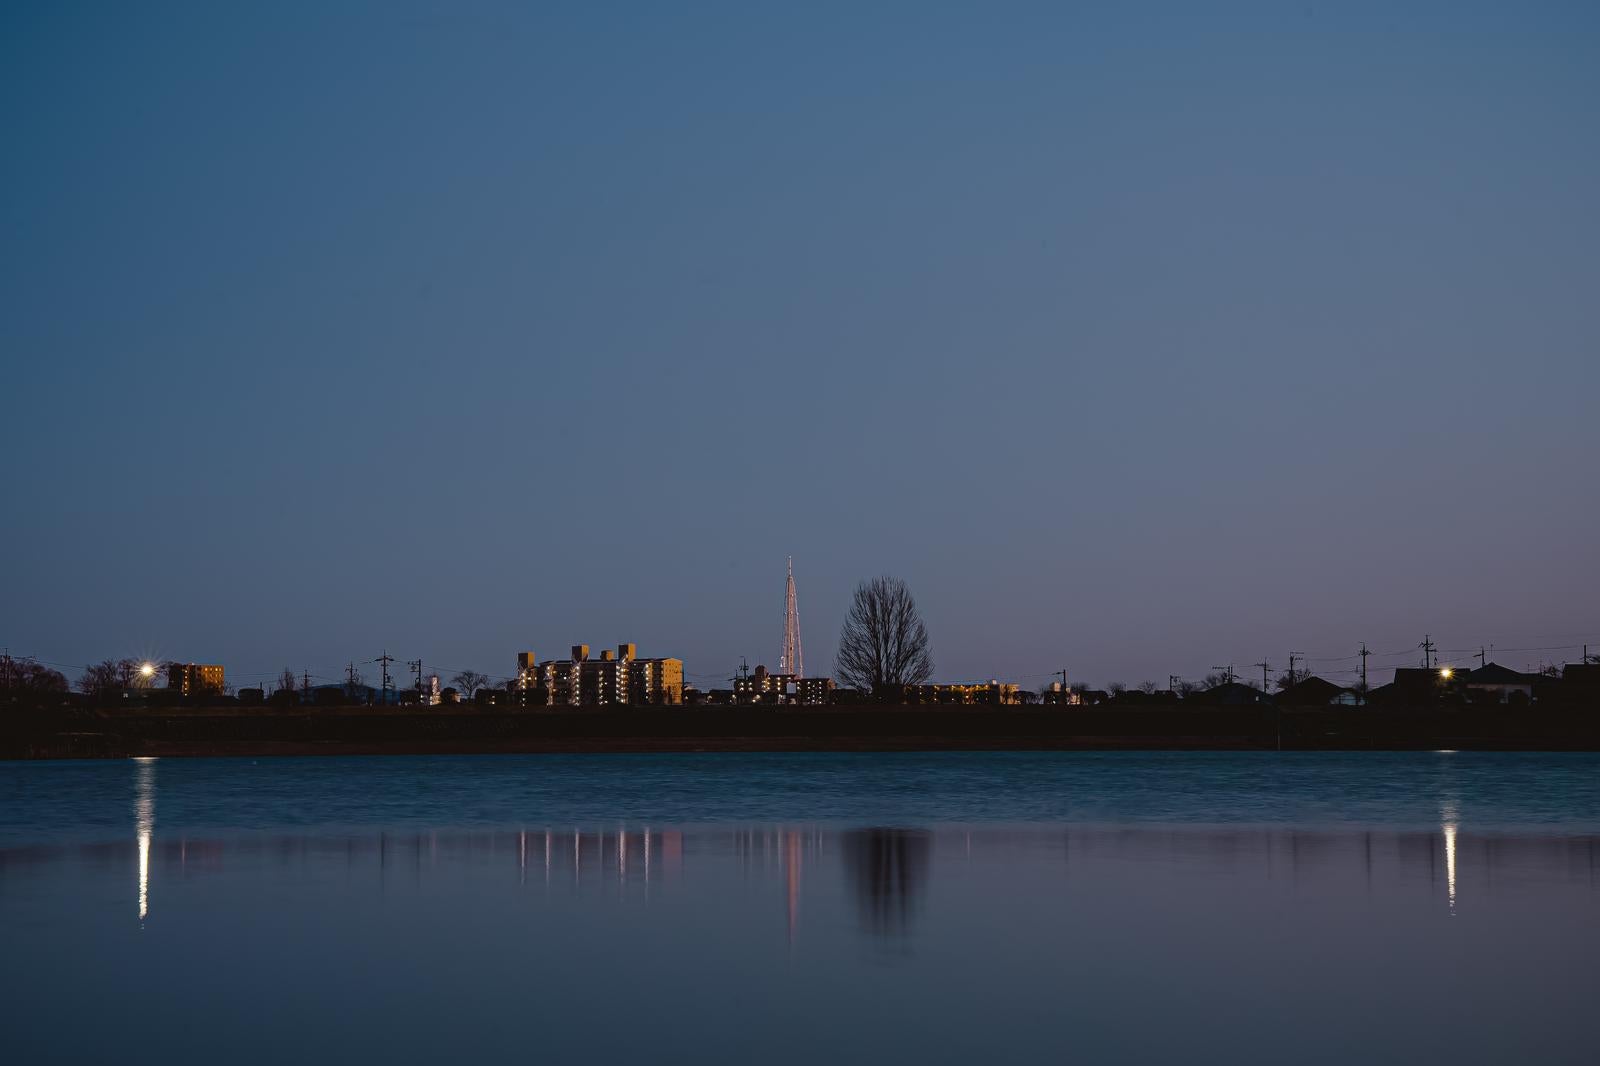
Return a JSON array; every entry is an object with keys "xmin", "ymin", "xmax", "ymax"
[
  {"xmin": 797, "ymin": 677, "xmax": 835, "ymax": 704},
  {"xmin": 630, "ymin": 655, "xmax": 684, "ymax": 706},
  {"xmin": 167, "ymin": 662, "xmax": 225, "ymax": 696},
  {"xmin": 580, "ymin": 645, "xmax": 630, "ymax": 706},
  {"xmin": 734, "ymin": 664, "xmax": 788, "ymax": 704},
  {"xmin": 515, "ymin": 644, "xmax": 683, "ymax": 705}
]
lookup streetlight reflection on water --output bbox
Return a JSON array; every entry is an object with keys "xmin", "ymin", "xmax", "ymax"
[
  {"xmin": 1442, "ymin": 800, "xmax": 1461, "ymax": 916},
  {"xmin": 134, "ymin": 757, "xmax": 156, "ymax": 923}
]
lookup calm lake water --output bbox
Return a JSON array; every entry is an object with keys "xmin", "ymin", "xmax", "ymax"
[{"xmin": 2, "ymin": 752, "xmax": 1597, "ymax": 1064}]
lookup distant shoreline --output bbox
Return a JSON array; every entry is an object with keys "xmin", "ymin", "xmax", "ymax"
[{"xmin": 4, "ymin": 704, "xmax": 1598, "ymax": 759}]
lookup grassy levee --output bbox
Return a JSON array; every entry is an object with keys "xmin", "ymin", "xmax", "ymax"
[{"xmin": 3, "ymin": 701, "xmax": 1599, "ymax": 758}]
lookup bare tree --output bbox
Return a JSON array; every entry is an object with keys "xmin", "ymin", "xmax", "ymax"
[
  {"xmin": 1106, "ymin": 681, "xmax": 1127, "ymax": 696},
  {"xmin": 276, "ymin": 668, "xmax": 298, "ymax": 694},
  {"xmin": 1201, "ymin": 671, "xmax": 1232, "ymax": 690},
  {"xmin": 451, "ymin": 670, "xmax": 490, "ymax": 699},
  {"xmin": 1276, "ymin": 666, "xmax": 1312, "ymax": 691},
  {"xmin": 1175, "ymin": 679, "xmax": 1202, "ymax": 698},
  {"xmin": 1137, "ymin": 680, "xmax": 1160, "ymax": 695},
  {"xmin": 79, "ymin": 659, "xmax": 125, "ymax": 697},
  {"xmin": 834, "ymin": 576, "xmax": 933, "ymax": 692}
]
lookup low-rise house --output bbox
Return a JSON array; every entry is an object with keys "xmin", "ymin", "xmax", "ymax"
[
  {"xmin": 1278, "ymin": 676, "xmax": 1362, "ymax": 707},
  {"xmin": 1187, "ymin": 681, "xmax": 1272, "ymax": 706},
  {"xmin": 1555, "ymin": 663, "xmax": 1600, "ymax": 704},
  {"xmin": 1461, "ymin": 663, "xmax": 1541, "ymax": 705},
  {"xmin": 1371, "ymin": 668, "xmax": 1455, "ymax": 706}
]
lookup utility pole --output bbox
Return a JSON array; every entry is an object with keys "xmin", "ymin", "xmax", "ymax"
[
  {"xmin": 1287, "ymin": 652, "xmax": 1302, "ymax": 690},
  {"xmin": 1420, "ymin": 634, "xmax": 1436, "ymax": 670},
  {"xmin": 1212, "ymin": 663, "xmax": 1236, "ymax": 685},
  {"xmin": 375, "ymin": 651, "xmax": 394, "ymax": 705},
  {"xmin": 1169, "ymin": 675, "xmax": 1181, "ymax": 694},
  {"xmin": 1254, "ymin": 661, "xmax": 1271, "ymax": 693},
  {"xmin": 1477, "ymin": 647, "xmax": 1486, "ymax": 669},
  {"xmin": 1056, "ymin": 668, "xmax": 1070, "ymax": 703},
  {"xmin": 1359, "ymin": 643, "xmax": 1370, "ymax": 692},
  {"xmin": 302, "ymin": 670, "xmax": 310, "ymax": 699}
]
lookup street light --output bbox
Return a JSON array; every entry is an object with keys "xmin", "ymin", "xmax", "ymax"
[
  {"xmin": 1439, "ymin": 667, "xmax": 1454, "ymax": 680},
  {"xmin": 139, "ymin": 662, "xmax": 156, "ymax": 679}
]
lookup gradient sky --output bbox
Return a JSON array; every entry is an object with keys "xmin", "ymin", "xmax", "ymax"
[{"xmin": 3, "ymin": 1, "xmax": 1597, "ymax": 692}]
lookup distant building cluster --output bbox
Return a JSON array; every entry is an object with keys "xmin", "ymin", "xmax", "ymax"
[
  {"xmin": 1071, "ymin": 662, "xmax": 1600, "ymax": 709},
  {"xmin": 514, "ymin": 644, "xmax": 684, "ymax": 706},
  {"xmin": 883, "ymin": 681, "xmax": 1022, "ymax": 706},
  {"xmin": 731, "ymin": 664, "xmax": 834, "ymax": 705},
  {"xmin": 14, "ymin": 557, "xmax": 1599, "ymax": 717}
]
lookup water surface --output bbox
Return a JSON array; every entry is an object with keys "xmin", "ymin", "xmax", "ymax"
[{"xmin": 2, "ymin": 752, "xmax": 1596, "ymax": 1064}]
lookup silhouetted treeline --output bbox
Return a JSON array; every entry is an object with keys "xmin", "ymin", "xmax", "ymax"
[{"xmin": 0, "ymin": 655, "xmax": 68, "ymax": 702}]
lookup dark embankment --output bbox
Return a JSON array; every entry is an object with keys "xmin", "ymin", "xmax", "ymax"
[{"xmin": 3, "ymin": 702, "xmax": 1599, "ymax": 759}]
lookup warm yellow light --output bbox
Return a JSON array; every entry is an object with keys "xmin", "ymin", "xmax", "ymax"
[
  {"xmin": 139, "ymin": 662, "xmax": 156, "ymax": 678},
  {"xmin": 1439, "ymin": 668, "xmax": 1454, "ymax": 680}
]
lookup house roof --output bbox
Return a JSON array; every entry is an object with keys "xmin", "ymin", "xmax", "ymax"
[
  {"xmin": 1463, "ymin": 662, "xmax": 1541, "ymax": 686},
  {"xmin": 1189, "ymin": 681, "xmax": 1270, "ymax": 705},
  {"xmin": 1278, "ymin": 676, "xmax": 1354, "ymax": 705}
]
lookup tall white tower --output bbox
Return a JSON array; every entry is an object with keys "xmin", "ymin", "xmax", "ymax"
[{"xmin": 781, "ymin": 557, "xmax": 803, "ymax": 678}]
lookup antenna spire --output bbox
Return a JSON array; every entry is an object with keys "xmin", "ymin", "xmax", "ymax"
[{"xmin": 781, "ymin": 557, "xmax": 804, "ymax": 678}]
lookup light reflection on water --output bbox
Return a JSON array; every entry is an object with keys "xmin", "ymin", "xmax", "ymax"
[
  {"xmin": 133, "ymin": 756, "xmax": 154, "ymax": 923},
  {"xmin": 79, "ymin": 820, "xmax": 1597, "ymax": 934},
  {"xmin": 2, "ymin": 754, "xmax": 1598, "ymax": 1065},
  {"xmin": 13, "ymin": 755, "xmax": 1592, "ymax": 934}
]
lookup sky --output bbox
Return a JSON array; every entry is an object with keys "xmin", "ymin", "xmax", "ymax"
[{"xmin": 3, "ymin": 1, "xmax": 1597, "ymax": 692}]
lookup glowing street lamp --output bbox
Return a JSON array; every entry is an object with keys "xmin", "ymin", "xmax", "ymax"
[
  {"xmin": 139, "ymin": 662, "xmax": 156, "ymax": 679},
  {"xmin": 1439, "ymin": 667, "xmax": 1454, "ymax": 680}
]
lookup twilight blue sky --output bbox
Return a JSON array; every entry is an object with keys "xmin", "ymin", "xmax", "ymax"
[{"xmin": 3, "ymin": 1, "xmax": 1597, "ymax": 691}]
